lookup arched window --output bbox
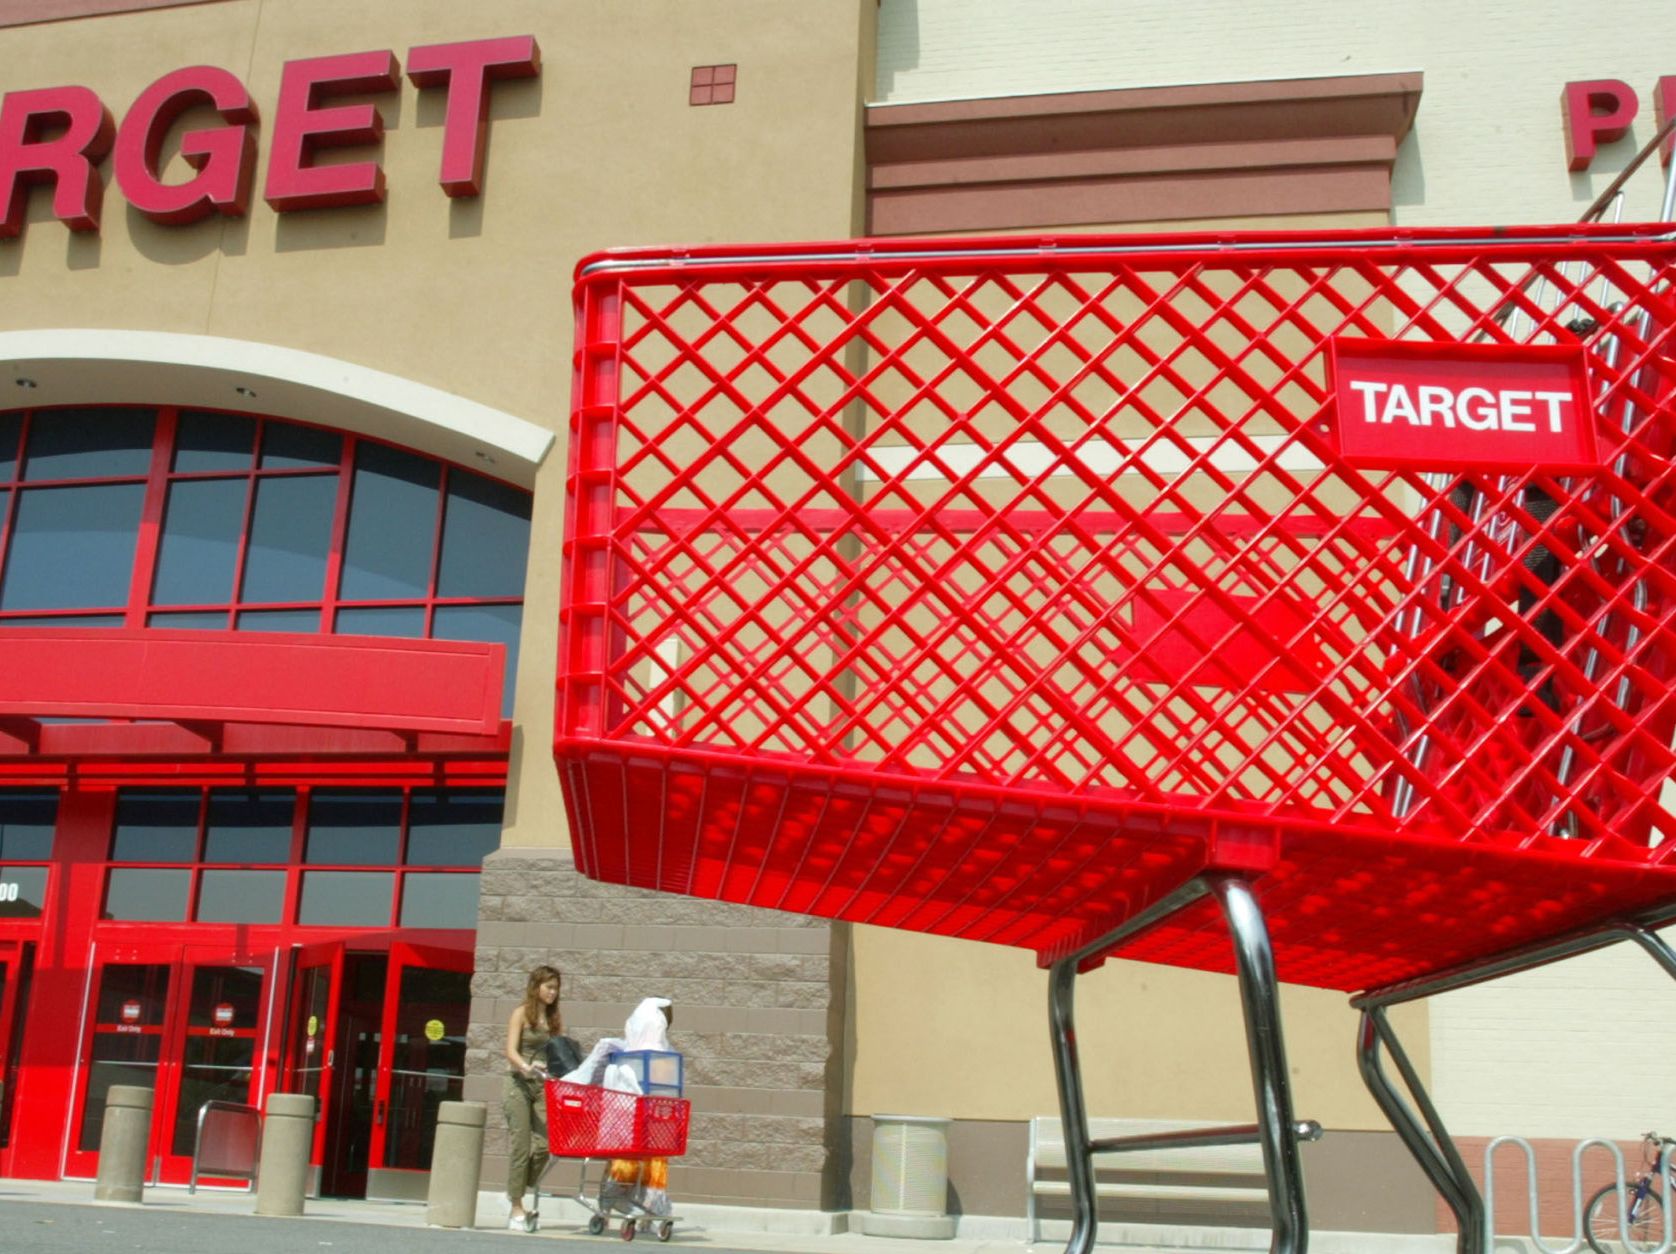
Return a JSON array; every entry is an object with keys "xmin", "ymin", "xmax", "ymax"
[{"xmin": 0, "ymin": 405, "xmax": 530, "ymax": 712}]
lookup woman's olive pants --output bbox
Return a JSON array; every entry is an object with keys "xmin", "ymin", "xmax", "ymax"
[{"xmin": 503, "ymin": 1073, "xmax": 550, "ymax": 1205}]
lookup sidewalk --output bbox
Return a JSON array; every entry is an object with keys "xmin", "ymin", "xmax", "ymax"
[{"xmin": 0, "ymin": 1177, "xmax": 1472, "ymax": 1254}]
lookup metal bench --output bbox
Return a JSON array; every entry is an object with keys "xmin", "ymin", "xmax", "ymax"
[{"xmin": 1027, "ymin": 1116, "xmax": 1322, "ymax": 1244}]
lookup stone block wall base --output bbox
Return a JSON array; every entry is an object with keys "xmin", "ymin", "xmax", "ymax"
[{"xmin": 852, "ymin": 1210, "xmax": 957, "ymax": 1238}]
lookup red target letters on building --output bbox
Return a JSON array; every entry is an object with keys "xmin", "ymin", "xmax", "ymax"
[{"xmin": 0, "ymin": 34, "xmax": 540, "ymax": 236}]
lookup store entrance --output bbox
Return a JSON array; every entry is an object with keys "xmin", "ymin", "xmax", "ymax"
[
  {"xmin": 284, "ymin": 939, "xmax": 472, "ymax": 1199},
  {"xmin": 68, "ymin": 942, "xmax": 278, "ymax": 1184}
]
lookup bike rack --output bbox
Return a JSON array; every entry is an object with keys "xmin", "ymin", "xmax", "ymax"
[
  {"xmin": 1352, "ymin": 916, "xmax": 1676, "ymax": 1254},
  {"xmin": 1480, "ymin": 1136, "xmax": 1674, "ymax": 1254}
]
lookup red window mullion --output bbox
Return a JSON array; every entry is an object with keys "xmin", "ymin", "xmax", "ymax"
[
  {"xmin": 225, "ymin": 431, "xmax": 262, "ymax": 630},
  {"xmin": 281, "ymin": 786, "xmax": 308, "ymax": 926},
  {"xmin": 126, "ymin": 407, "xmax": 178, "ymax": 628},
  {"xmin": 424, "ymin": 465, "xmax": 448, "ymax": 638},
  {"xmin": 0, "ymin": 409, "xmax": 31, "ymax": 608},
  {"xmin": 318, "ymin": 439, "xmax": 356, "ymax": 635}
]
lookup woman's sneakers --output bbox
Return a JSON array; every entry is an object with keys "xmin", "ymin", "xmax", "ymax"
[
  {"xmin": 508, "ymin": 1211, "xmax": 528, "ymax": 1232},
  {"xmin": 526, "ymin": 1209, "xmax": 540, "ymax": 1233}
]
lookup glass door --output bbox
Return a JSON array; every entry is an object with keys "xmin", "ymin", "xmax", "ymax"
[
  {"xmin": 67, "ymin": 944, "xmax": 276, "ymax": 1183},
  {"xmin": 0, "ymin": 940, "xmax": 32, "ymax": 1156},
  {"xmin": 68, "ymin": 951, "xmax": 180, "ymax": 1179},
  {"xmin": 161, "ymin": 950, "xmax": 272, "ymax": 1184},
  {"xmin": 283, "ymin": 941, "xmax": 345, "ymax": 1180},
  {"xmin": 368, "ymin": 942, "xmax": 472, "ymax": 1184}
]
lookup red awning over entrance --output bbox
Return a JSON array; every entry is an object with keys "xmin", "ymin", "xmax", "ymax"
[{"xmin": 0, "ymin": 628, "xmax": 506, "ymax": 754}]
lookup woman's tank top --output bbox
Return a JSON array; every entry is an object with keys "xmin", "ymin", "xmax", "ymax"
[{"xmin": 513, "ymin": 1018, "xmax": 552, "ymax": 1073}]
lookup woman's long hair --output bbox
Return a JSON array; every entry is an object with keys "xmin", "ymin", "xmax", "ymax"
[{"xmin": 521, "ymin": 964, "xmax": 563, "ymax": 1033}]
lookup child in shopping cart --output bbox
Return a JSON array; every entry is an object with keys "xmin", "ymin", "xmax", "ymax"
[
  {"xmin": 559, "ymin": 997, "xmax": 678, "ymax": 1218},
  {"xmin": 606, "ymin": 998, "xmax": 676, "ymax": 1217}
]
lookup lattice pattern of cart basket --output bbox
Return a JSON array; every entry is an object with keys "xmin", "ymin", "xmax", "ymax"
[{"xmin": 554, "ymin": 224, "xmax": 1676, "ymax": 1254}]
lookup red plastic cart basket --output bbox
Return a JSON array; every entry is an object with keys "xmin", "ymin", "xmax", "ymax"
[
  {"xmin": 556, "ymin": 224, "xmax": 1676, "ymax": 1252},
  {"xmin": 545, "ymin": 1080, "xmax": 690, "ymax": 1159},
  {"xmin": 557, "ymin": 224, "xmax": 1676, "ymax": 989}
]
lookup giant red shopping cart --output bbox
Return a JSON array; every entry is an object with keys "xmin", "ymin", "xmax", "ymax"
[{"xmin": 555, "ymin": 222, "xmax": 1676, "ymax": 1254}]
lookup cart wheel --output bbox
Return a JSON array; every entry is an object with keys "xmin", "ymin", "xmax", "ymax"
[
  {"xmin": 656, "ymin": 1220, "xmax": 674, "ymax": 1243},
  {"xmin": 621, "ymin": 1218, "xmax": 637, "ymax": 1242},
  {"xmin": 588, "ymin": 1215, "xmax": 606, "ymax": 1236}
]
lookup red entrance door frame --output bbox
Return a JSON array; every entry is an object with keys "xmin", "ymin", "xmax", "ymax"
[
  {"xmin": 0, "ymin": 938, "xmax": 33, "ymax": 1172},
  {"xmin": 369, "ymin": 941, "xmax": 473, "ymax": 1181}
]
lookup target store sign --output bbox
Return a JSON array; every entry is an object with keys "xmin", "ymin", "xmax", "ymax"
[
  {"xmin": 0, "ymin": 34, "xmax": 539, "ymax": 239},
  {"xmin": 1327, "ymin": 338, "xmax": 1601, "ymax": 472}
]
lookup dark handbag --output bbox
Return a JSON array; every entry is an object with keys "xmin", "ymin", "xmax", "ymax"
[{"xmin": 544, "ymin": 1033, "xmax": 583, "ymax": 1077}]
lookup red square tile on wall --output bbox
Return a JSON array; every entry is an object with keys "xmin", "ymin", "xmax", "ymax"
[{"xmin": 690, "ymin": 64, "xmax": 736, "ymax": 106}]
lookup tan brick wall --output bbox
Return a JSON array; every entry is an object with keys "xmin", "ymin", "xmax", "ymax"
[{"xmin": 464, "ymin": 847, "xmax": 849, "ymax": 1209}]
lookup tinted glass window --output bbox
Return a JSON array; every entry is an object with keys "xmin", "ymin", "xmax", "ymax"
[
  {"xmin": 241, "ymin": 475, "xmax": 336, "ymax": 602},
  {"xmin": 437, "ymin": 470, "xmax": 531, "ymax": 599},
  {"xmin": 104, "ymin": 868, "xmax": 191, "ymax": 920},
  {"xmin": 306, "ymin": 790, "xmax": 402, "ymax": 865},
  {"xmin": 340, "ymin": 444, "xmax": 438, "ymax": 600},
  {"xmin": 434, "ymin": 603, "xmax": 521, "ymax": 716},
  {"xmin": 399, "ymin": 873, "xmax": 479, "ymax": 929},
  {"xmin": 0, "ymin": 865, "xmax": 46, "ymax": 919},
  {"xmin": 298, "ymin": 871, "xmax": 393, "ymax": 926},
  {"xmin": 0, "ymin": 484, "xmax": 145, "ymax": 610},
  {"xmin": 406, "ymin": 790, "xmax": 503, "ymax": 866},
  {"xmin": 112, "ymin": 790, "xmax": 200, "ymax": 862},
  {"xmin": 197, "ymin": 870, "xmax": 286, "ymax": 923},
  {"xmin": 22, "ymin": 408, "xmax": 155, "ymax": 480},
  {"xmin": 173, "ymin": 412, "xmax": 255, "ymax": 473},
  {"xmin": 0, "ymin": 412, "xmax": 20, "ymax": 478},
  {"xmin": 152, "ymin": 478, "xmax": 246, "ymax": 605},
  {"xmin": 0, "ymin": 790, "xmax": 56, "ymax": 860},
  {"xmin": 203, "ymin": 790, "xmax": 294, "ymax": 863},
  {"xmin": 335, "ymin": 606, "xmax": 425, "ymax": 638},
  {"xmin": 0, "ymin": 613, "xmax": 124, "ymax": 627},
  {"xmin": 236, "ymin": 609, "xmax": 320, "ymax": 632},
  {"xmin": 149, "ymin": 611, "xmax": 228, "ymax": 629},
  {"xmin": 260, "ymin": 423, "xmax": 341, "ymax": 470}
]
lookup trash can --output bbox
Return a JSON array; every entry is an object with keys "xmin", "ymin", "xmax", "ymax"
[{"xmin": 854, "ymin": 1114, "xmax": 956, "ymax": 1239}]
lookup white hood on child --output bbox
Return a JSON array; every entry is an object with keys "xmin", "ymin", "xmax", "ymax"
[
  {"xmin": 623, "ymin": 997, "xmax": 672, "ymax": 1050},
  {"xmin": 559, "ymin": 998, "xmax": 674, "ymax": 1092}
]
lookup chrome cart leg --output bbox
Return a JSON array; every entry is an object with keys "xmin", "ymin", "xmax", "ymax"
[
  {"xmin": 1356, "ymin": 1006, "xmax": 1483, "ymax": 1254},
  {"xmin": 1350, "ymin": 915, "xmax": 1676, "ymax": 1254},
  {"xmin": 1209, "ymin": 876, "xmax": 1308, "ymax": 1254},
  {"xmin": 1047, "ymin": 955, "xmax": 1096, "ymax": 1254},
  {"xmin": 1045, "ymin": 877, "xmax": 1215, "ymax": 1254}
]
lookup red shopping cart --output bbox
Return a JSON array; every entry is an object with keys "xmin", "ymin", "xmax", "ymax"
[
  {"xmin": 543, "ymin": 1079, "xmax": 690, "ymax": 1242},
  {"xmin": 555, "ymin": 223, "xmax": 1676, "ymax": 1254}
]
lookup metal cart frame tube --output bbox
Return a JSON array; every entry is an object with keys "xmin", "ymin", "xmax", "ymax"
[
  {"xmin": 1352, "ymin": 916, "xmax": 1676, "ymax": 1254},
  {"xmin": 1046, "ymin": 874, "xmax": 1311, "ymax": 1254}
]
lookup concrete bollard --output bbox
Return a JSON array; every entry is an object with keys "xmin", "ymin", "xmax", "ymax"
[
  {"xmin": 254, "ymin": 1092, "xmax": 315, "ymax": 1217},
  {"xmin": 425, "ymin": 1100, "xmax": 487, "ymax": 1228},
  {"xmin": 93, "ymin": 1085, "xmax": 154, "ymax": 1203}
]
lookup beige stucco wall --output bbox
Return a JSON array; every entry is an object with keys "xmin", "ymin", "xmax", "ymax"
[
  {"xmin": 0, "ymin": 0, "xmax": 876, "ymax": 852},
  {"xmin": 850, "ymin": 927, "xmax": 1427, "ymax": 1129}
]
